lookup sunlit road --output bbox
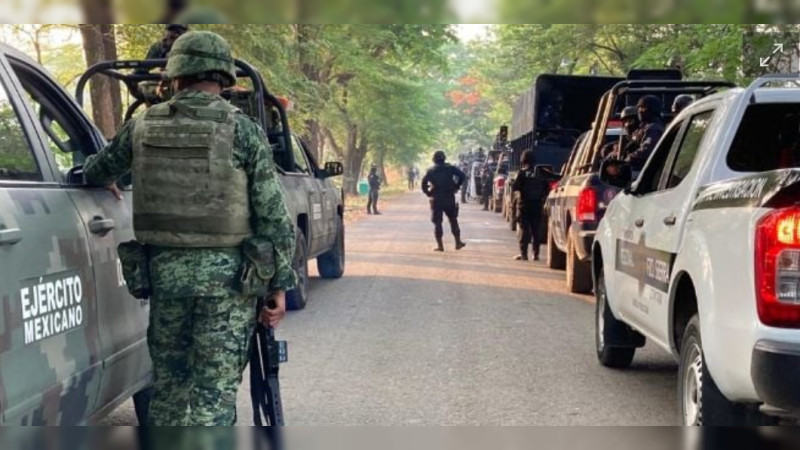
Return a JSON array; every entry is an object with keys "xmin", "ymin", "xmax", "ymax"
[{"xmin": 103, "ymin": 192, "xmax": 677, "ymax": 425}]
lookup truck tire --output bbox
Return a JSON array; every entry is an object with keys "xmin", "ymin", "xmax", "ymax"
[
  {"xmin": 287, "ymin": 230, "xmax": 309, "ymax": 311},
  {"xmin": 317, "ymin": 217, "xmax": 345, "ymax": 279},
  {"xmin": 595, "ymin": 271, "xmax": 636, "ymax": 369},
  {"xmin": 567, "ymin": 236, "xmax": 593, "ymax": 294},
  {"xmin": 678, "ymin": 315, "xmax": 773, "ymax": 426},
  {"xmin": 546, "ymin": 225, "xmax": 566, "ymax": 270}
]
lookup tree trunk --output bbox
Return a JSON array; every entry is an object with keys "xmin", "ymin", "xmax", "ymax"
[
  {"xmin": 79, "ymin": 24, "xmax": 122, "ymax": 138},
  {"xmin": 101, "ymin": 25, "xmax": 123, "ymax": 132},
  {"xmin": 377, "ymin": 148, "xmax": 389, "ymax": 186},
  {"xmin": 296, "ymin": 25, "xmax": 324, "ymax": 163},
  {"xmin": 338, "ymin": 122, "xmax": 369, "ymax": 196}
]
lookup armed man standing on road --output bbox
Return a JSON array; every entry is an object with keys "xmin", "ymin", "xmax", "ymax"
[
  {"xmin": 83, "ymin": 31, "xmax": 297, "ymax": 426},
  {"xmin": 367, "ymin": 164, "xmax": 382, "ymax": 215},
  {"xmin": 625, "ymin": 95, "xmax": 665, "ymax": 171},
  {"xmin": 511, "ymin": 150, "xmax": 552, "ymax": 261},
  {"xmin": 480, "ymin": 163, "xmax": 493, "ymax": 211},
  {"xmin": 422, "ymin": 151, "xmax": 467, "ymax": 252}
]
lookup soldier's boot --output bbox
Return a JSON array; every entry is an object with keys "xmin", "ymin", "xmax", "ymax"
[
  {"xmin": 433, "ymin": 236, "xmax": 444, "ymax": 252},
  {"xmin": 532, "ymin": 245, "xmax": 540, "ymax": 261},
  {"xmin": 455, "ymin": 238, "xmax": 466, "ymax": 250},
  {"xmin": 514, "ymin": 245, "xmax": 528, "ymax": 261}
]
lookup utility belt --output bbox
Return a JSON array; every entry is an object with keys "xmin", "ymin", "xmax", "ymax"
[{"xmin": 116, "ymin": 236, "xmax": 276, "ymax": 299}]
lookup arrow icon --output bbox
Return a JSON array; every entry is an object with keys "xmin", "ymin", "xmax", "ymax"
[
  {"xmin": 773, "ymin": 43, "xmax": 785, "ymax": 55},
  {"xmin": 761, "ymin": 56, "xmax": 772, "ymax": 67}
]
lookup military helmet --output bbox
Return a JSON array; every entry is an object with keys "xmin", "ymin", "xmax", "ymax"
[
  {"xmin": 620, "ymin": 106, "xmax": 638, "ymax": 122},
  {"xmin": 672, "ymin": 94, "xmax": 693, "ymax": 114},
  {"xmin": 433, "ymin": 150, "xmax": 446, "ymax": 163},
  {"xmin": 166, "ymin": 31, "xmax": 236, "ymax": 87},
  {"xmin": 637, "ymin": 95, "xmax": 662, "ymax": 114}
]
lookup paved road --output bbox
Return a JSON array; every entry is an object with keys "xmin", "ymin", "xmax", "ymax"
[{"xmin": 103, "ymin": 192, "xmax": 677, "ymax": 425}]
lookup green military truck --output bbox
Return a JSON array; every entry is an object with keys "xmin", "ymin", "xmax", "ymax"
[{"xmin": 0, "ymin": 43, "xmax": 343, "ymax": 424}]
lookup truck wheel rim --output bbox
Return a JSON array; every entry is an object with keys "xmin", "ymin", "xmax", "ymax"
[{"xmin": 683, "ymin": 343, "xmax": 703, "ymax": 426}]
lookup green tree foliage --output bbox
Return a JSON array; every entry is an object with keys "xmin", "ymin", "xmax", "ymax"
[{"xmin": 468, "ymin": 24, "xmax": 800, "ymax": 139}]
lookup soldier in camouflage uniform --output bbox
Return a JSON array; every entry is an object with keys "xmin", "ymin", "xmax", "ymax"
[{"xmin": 84, "ymin": 31, "xmax": 297, "ymax": 426}]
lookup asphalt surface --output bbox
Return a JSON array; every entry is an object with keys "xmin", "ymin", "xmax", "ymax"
[{"xmin": 102, "ymin": 191, "xmax": 678, "ymax": 425}]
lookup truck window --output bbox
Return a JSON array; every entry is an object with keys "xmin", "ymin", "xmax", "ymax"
[
  {"xmin": 727, "ymin": 104, "xmax": 800, "ymax": 172},
  {"xmin": 665, "ymin": 111, "xmax": 714, "ymax": 189},
  {"xmin": 290, "ymin": 135, "xmax": 311, "ymax": 174},
  {"xmin": 11, "ymin": 61, "xmax": 97, "ymax": 177},
  {"xmin": 0, "ymin": 78, "xmax": 40, "ymax": 182},
  {"xmin": 635, "ymin": 121, "xmax": 682, "ymax": 195}
]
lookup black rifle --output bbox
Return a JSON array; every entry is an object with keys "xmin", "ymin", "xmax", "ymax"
[{"xmin": 250, "ymin": 298, "xmax": 287, "ymax": 449}]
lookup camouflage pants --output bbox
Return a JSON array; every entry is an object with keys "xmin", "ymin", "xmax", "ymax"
[{"xmin": 146, "ymin": 294, "xmax": 255, "ymax": 426}]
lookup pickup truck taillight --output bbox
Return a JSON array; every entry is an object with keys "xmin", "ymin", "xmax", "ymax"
[
  {"xmin": 576, "ymin": 188, "xmax": 597, "ymax": 222},
  {"xmin": 755, "ymin": 207, "xmax": 800, "ymax": 328}
]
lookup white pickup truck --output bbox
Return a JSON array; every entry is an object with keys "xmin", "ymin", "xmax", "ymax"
[{"xmin": 592, "ymin": 75, "xmax": 800, "ymax": 425}]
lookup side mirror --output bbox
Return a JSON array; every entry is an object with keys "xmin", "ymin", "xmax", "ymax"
[
  {"xmin": 322, "ymin": 161, "xmax": 343, "ymax": 178},
  {"xmin": 599, "ymin": 159, "xmax": 632, "ymax": 190}
]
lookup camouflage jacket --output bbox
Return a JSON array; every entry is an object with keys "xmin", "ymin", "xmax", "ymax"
[{"xmin": 84, "ymin": 89, "xmax": 297, "ymax": 298}]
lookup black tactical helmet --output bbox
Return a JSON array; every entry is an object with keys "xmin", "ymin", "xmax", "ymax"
[
  {"xmin": 433, "ymin": 151, "xmax": 446, "ymax": 163},
  {"xmin": 637, "ymin": 95, "xmax": 662, "ymax": 114},
  {"xmin": 672, "ymin": 94, "xmax": 694, "ymax": 114},
  {"xmin": 620, "ymin": 106, "xmax": 638, "ymax": 122},
  {"xmin": 520, "ymin": 150, "xmax": 534, "ymax": 166},
  {"xmin": 166, "ymin": 24, "xmax": 189, "ymax": 33}
]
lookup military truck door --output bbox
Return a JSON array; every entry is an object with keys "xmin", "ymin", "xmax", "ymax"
[
  {"xmin": 6, "ymin": 57, "xmax": 151, "ymax": 417},
  {"xmin": 288, "ymin": 134, "xmax": 325, "ymax": 255},
  {"xmin": 293, "ymin": 135, "xmax": 335, "ymax": 252},
  {"xmin": 0, "ymin": 58, "xmax": 102, "ymax": 425}
]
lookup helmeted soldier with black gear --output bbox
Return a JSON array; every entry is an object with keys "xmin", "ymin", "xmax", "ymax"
[
  {"xmin": 672, "ymin": 94, "xmax": 693, "ymax": 115},
  {"xmin": 481, "ymin": 163, "xmax": 493, "ymax": 211},
  {"xmin": 626, "ymin": 95, "xmax": 665, "ymax": 171},
  {"xmin": 602, "ymin": 106, "xmax": 641, "ymax": 161},
  {"xmin": 422, "ymin": 151, "xmax": 467, "ymax": 252},
  {"xmin": 367, "ymin": 164, "xmax": 382, "ymax": 215},
  {"xmin": 511, "ymin": 150, "xmax": 552, "ymax": 261}
]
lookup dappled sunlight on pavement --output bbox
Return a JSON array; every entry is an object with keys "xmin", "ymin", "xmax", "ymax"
[{"xmin": 339, "ymin": 192, "xmax": 593, "ymax": 303}]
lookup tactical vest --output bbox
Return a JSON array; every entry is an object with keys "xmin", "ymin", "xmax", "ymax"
[
  {"xmin": 131, "ymin": 97, "xmax": 253, "ymax": 247},
  {"xmin": 518, "ymin": 167, "xmax": 549, "ymax": 207}
]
